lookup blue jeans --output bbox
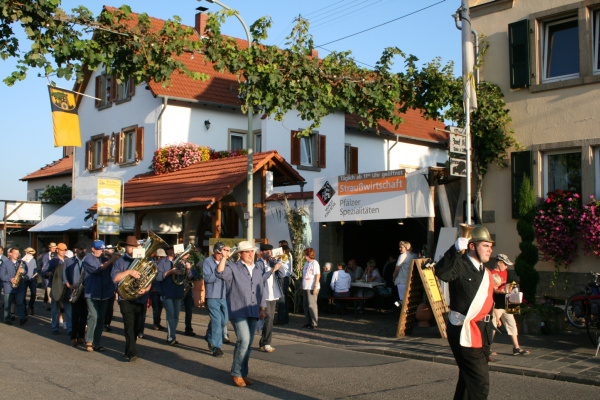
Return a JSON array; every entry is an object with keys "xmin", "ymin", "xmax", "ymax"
[
  {"xmin": 4, "ymin": 290, "xmax": 25, "ymax": 321},
  {"xmin": 277, "ymin": 276, "xmax": 290, "ymax": 323},
  {"xmin": 206, "ymin": 298, "xmax": 228, "ymax": 349},
  {"xmin": 51, "ymin": 297, "xmax": 72, "ymax": 333},
  {"xmin": 86, "ymin": 298, "xmax": 108, "ymax": 346},
  {"xmin": 163, "ymin": 298, "xmax": 182, "ymax": 341},
  {"xmin": 230, "ymin": 317, "xmax": 257, "ymax": 378}
]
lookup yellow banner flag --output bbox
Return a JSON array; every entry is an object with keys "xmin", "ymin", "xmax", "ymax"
[{"xmin": 48, "ymin": 86, "xmax": 81, "ymax": 147}]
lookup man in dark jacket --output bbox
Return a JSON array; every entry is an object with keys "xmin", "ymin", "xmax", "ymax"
[{"xmin": 435, "ymin": 226, "xmax": 495, "ymax": 400}]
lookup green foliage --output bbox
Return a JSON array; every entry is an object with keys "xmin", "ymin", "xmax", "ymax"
[
  {"xmin": 39, "ymin": 184, "xmax": 71, "ymax": 204},
  {"xmin": 202, "ymin": 12, "xmax": 454, "ymax": 136},
  {"xmin": 1, "ymin": 2, "xmax": 207, "ymax": 86},
  {"xmin": 281, "ymin": 196, "xmax": 307, "ymax": 313},
  {"xmin": 513, "ymin": 175, "xmax": 539, "ymax": 303}
]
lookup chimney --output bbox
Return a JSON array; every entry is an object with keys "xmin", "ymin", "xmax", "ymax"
[{"xmin": 195, "ymin": 12, "xmax": 209, "ymax": 37}]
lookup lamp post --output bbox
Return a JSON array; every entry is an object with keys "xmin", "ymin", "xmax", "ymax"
[{"xmin": 201, "ymin": 0, "xmax": 254, "ymax": 245}]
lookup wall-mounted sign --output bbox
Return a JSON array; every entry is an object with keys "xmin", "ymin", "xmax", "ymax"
[
  {"xmin": 314, "ymin": 169, "xmax": 407, "ymax": 222},
  {"xmin": 450, "ymin": 158, "xmax": 467, "ymax": 177},
  {"xmin": 449, "ymin": 133, "xmax": 467, "ymax": 154},
  {"xmin": 97, "ymin": 215, "xmax": 120, "ymax": 235},
  {"xmin": 97, "ymin": 178, "xmax": 122, "ymax": 235}
]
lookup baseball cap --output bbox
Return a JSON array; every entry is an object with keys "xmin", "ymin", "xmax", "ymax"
[
  {"xmin": 496, "ymin": 254, "xmax": 514, "ymax": 265},
  {"xmin": 92, "ymin": 240, "xmax": 106, "ymax": 250}
]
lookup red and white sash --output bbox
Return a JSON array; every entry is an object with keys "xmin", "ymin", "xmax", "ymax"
[{"xmin": 459, "ymin": 268, "xmax": 494, "ymax": 348}]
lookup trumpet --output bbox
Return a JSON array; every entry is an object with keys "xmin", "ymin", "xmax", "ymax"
[{"xmin": 226, "ymin": 246, "xmax": 240, "ymax": 263}]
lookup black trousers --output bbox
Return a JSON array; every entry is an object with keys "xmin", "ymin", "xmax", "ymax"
[
  {"xmin": 183, "ymin": 289, "xmax": 194, "ymax": 332},
  {"xmin": 259, "ymin": 300, "xmax": 277, "ymax": 347},
  {"xmin": 446, "ymin": 323, "xmax": 490, "ymax": 400},
  {"xmin": 119, "ymin": 300, "xmax": 143, "ymax": 358},
  {"xmin": 71, "ymin": 295, "xmax": 88, "ymax": 340}
]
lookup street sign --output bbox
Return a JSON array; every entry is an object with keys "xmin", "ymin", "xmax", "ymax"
[
  {"xmin": 450, "ymin": 157, "xmax": 467, "ymax": 177},
  {"xmin": 447, "ymin": 126, "xmax": 465, "ymax": 135},
  {"xmin": 449, "ymin": 133, "xmax": 467, "ymax": 154}
]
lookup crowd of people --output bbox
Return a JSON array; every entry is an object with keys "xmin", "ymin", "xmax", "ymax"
[{"xmin": 1, "ymin": 230, "xmax": 528, "ymax": 391}]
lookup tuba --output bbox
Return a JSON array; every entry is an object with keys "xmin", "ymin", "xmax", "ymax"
[
  {"xmin": 172, "ymin": 243, "xmax": 196, "ymax": 286},
  {"xmin": 458, "ymin": 223, "xmax": 474, "ymax": 254},
  {"xmin": 117, "ymin": 230, "xmax": 167, "ymax": 301}
]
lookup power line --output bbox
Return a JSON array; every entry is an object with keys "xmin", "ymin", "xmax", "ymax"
[
  {"xmin": 311, "ymin": 0, "xmax": 387, "ymax": 29},
  {"xmin": 316, "ymin": 0, "xmax": 447, "ymax": 47}
]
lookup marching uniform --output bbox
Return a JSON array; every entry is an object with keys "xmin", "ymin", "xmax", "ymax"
[
  {"xmin": 1, "ymin": 257, "xmax": 27, "ymax": 323},
  {"xmin": 156, "ymin": 256, "xmax": 185, "ymax": 344},
  {"xmin": 112, "ymin": 253, "xmax": 149, "ymax": 360},
  {"xmin": 22, "ymin": 252, "xmax": 38, "ymax": 315},
  {"xmin": 64, "ymin": 254, "xmax": 87, "ymax": 344},
  {"xmin": 44, "ymin": 254, "xmax": 71, "ymax": 334},
  {"xmin": 83, "ymin": 251, "xmax": 114, "ymax": 350},
  {"xmin": 203, "ymin": 253, "xmax": 229, "ymax": 355},
  {"xmin": 435, "ymin": 243, "xmax": 495, "ymax": 400}
]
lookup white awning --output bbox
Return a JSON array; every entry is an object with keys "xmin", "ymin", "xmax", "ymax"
[{"xmin": 29, "ymin": 196, "xmax": 95, "ymax": 232}]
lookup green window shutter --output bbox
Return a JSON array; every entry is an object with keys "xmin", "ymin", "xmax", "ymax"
[
  {"xmin": 508, "ymin": 19, "xmax": 530, "ymax": 89},
  {"xmin": 511, "ymin": 150, "xmax": 533, "ymax": 219}
]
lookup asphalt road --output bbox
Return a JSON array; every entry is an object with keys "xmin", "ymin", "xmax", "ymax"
[{"xmin": 2, "ymin": 311, "xmax": 598, "ymax": 399}]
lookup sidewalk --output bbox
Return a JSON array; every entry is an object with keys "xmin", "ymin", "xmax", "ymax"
[{"xmin": 264, "ymin": 307, "xmax": 600, "ymax": 387}]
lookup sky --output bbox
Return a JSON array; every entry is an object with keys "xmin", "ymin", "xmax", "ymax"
[{"xmin": 0, "ymin": 0, "xmax": 462, "ymax": 201}]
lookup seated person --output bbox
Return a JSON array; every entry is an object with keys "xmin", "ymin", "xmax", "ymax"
[
  {"xmin": 364, "ymin": 259, "xmax": 383, "ymax": 299},
  {"xmin": 330, "ymin": 262, "xmax": 352, "ymax": 314}
]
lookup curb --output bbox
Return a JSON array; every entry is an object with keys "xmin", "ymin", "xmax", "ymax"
[{"xmin": 350, "ymin": 347, "xmax": 600, "ymax": 387}]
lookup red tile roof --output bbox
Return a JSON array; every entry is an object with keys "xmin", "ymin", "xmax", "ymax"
[
  {"xmin": 117, "ymin": 151, "xmax": 304, "ymax": 211},
  {"xmin": 345, "ymin": 108, "xmax": 447, "ymax": 143},
  {"xmin": 100, "ymin": 7, "xmax": 447, "ymax": 143},
  {"xmin": 20, "ymin": 155, "xmax": 73, "ymax": 181}
]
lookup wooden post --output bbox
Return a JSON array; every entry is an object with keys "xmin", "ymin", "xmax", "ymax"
[
  {"xmin": 260, "ymin": 166, "xmax": 267, "ymax": 240},
  {"xmin": 135, "ymin": 212, "xmax": 146, "ymax": 239},
  {"xmin": 212, "ymin": 202, "xmax": 222, "ymax": 238}
]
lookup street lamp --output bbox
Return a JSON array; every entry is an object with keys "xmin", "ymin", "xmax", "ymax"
[{"xmin": 200, "ymin": 0, "xmax": 255, "ymax": 246}]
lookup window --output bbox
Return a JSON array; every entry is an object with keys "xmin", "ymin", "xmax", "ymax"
[
  {"xmin": 542, "ymin": 16, "xmax": 579, "ymax": 83},
  {"xmin": 85, "ymin": 134, "xmax": 109, "ymax": 171},
  {"xmin": 300, "ymin": 136, "xmax": 314, "ymax": 166},
  {"xmin": 594, "ymin": 9, "xmax": 600, "ymax": 75},
  {"xmin": 114, "ymin": 126, "xmax": 144, "ymax": 165},
  {"xmin": 290, "ymin": 130, "xmax": 326, "ymax": 170},
  {"xmin": 95, "ymin": 73, "xmax": 114, "ymax": 108},
  {"xmin": 254, "ymin": 133, "xmax": 262, "ymax": 153},
  {"xmin": 34, "ymin": 189, "xmax": 45, "ymax": 201},
  {"xmin": 95, "ymin": 71, "xmax": 134, "ymax": 108},
  {"xmin": 543, "ymin": 150, "xmax": 582, "ymax": 195},
  {"xmin": 229, "ymin": 132, "xmax": 245, "ymax": 151},
  {"xmin": 344, "ymin": 144, "xmax": 358, "ymax": 174}
]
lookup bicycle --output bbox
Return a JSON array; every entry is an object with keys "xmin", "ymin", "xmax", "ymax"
[{"xmin": 565, "ymin": 272, "xmax": 600, "ymax": 354}]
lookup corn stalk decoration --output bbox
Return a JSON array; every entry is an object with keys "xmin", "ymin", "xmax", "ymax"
[{"xmin": 281, "ymin": 196, "xmax": 308, "ymax": 313}]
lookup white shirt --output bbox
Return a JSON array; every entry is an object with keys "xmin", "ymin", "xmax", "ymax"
[
  {"xmin": 242, "ymin": 261, "xmax": 254, "ymax": 277},
  {"xmin": 330, "ymin": 270, "xmax": 351, "ymax": 293},
  {"xmin": 302, "ymin": 260, "xmax": 320, "ymax": 290},
  {"xmin": 262, "ymin": 258, "xmax": 281, "ymax": 301}
]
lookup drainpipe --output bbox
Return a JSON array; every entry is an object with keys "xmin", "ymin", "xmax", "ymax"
[
  {"xmin": 156, "ymin": 96, "xmax": 169, "ymax": 148},
  {"xmin": 387, "ymin": 134, "xmax": 399, "ymax": 171}
]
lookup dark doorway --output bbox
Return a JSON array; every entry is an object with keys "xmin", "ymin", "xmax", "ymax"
[{"xmin": 341, "ymin": 217, "xmax": 430, "ymax": 271}]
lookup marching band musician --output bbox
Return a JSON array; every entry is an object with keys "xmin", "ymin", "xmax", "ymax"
[
  {"xmin": 203, "ymin": 241, "xmax": 229, "ymax": 357},
  {"xmin": 41, "ymin": 242, "xmax": 57, "ymax": 310},
  {"xmin": 215, "ymin": 241, "xmax": 267, "ymax": 387},
  {"xmin": 183, "ymin": 256, "xmax": 199, "ymax": 337},
  {"xmin": 256, "ymin": 244, "xmax": 283, "ymax": 353},
  {"xmin": 112, "ymin": 236, "xmax": 151, "ymax": 362},
  {"xmin": 83, "ymin": 240, "xmax": 119, "ymax": 352},
  {"xmin": 64, "ymin": 244, "xmax": 87, "ymax": 347},
  {"xmin": 156, "ymin": 248, "xmax": 190, "ymax": 346},
  {"xmin": 43, "ymin": 243, "xmax": 71, "ymax": 335},
  {"xmin": 1, "ymin": 248, "xmax": 27, "ymax": 325},
  {"xmin": 21, "ymin": 247, "xmax": 38, "ymax": 316}
]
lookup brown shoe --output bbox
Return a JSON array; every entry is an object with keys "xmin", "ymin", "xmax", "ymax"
[
  {"xmin": 232, "ymin": 376, "xmax": 246, "ymax": 387},
  {"xmin": 77, "ymin": 338, "xmax": 85, "ymax": 345},
  {"xmin": 70, "ymin": 339, "xmax": 78, "ymax": 347},
  {"xmin": 243, "ymin": 378, "xmax": 253, "ymax": 386}
]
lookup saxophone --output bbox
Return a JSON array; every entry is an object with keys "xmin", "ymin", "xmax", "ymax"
[
  {"xmin": 11, "ymin": 260, "xmax": 26, "ymax": 289},
  {"xmin": 172, "ymin": 243, "xmax": 196, "ymax": 289},
  {"xmin": 117, "ymin": 230, "xmax": 168, "ymax": 300}
]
